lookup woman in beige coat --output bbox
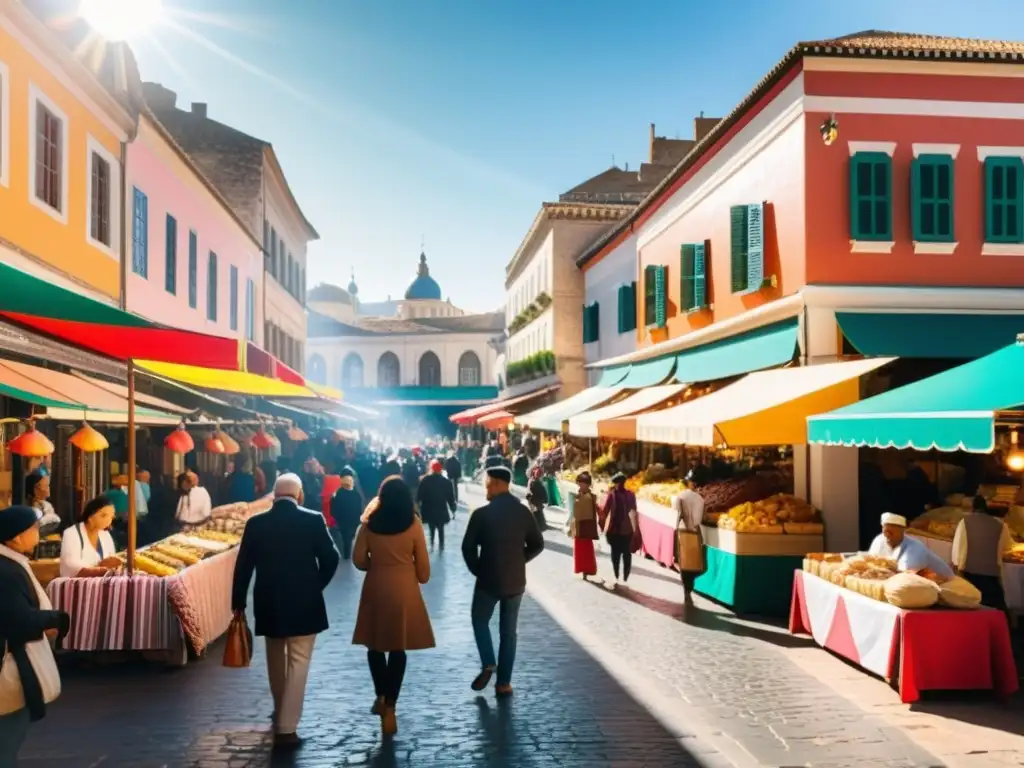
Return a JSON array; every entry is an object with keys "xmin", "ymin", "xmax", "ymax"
[{"xmin": 353, "ymin": 476, "xmax": 435, "ymax": 736}]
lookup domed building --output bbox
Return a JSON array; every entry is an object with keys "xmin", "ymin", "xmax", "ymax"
[{"xmin": 305, "ymin": 250, "xmax": 505, "ymax": 436}]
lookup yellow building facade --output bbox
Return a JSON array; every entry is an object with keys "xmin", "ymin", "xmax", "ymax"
[{"xmin": 0, "ymin": 0, "xmax": 137, "ymax": 302}]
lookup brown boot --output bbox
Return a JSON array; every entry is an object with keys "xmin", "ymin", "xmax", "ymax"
[
  {"xmin": 381, "ymin": 705, "xmax": 397, "ymax": 736},
  {"xmin": 370, "ymin": 696, "xmax": 384, "ymax": 715}
]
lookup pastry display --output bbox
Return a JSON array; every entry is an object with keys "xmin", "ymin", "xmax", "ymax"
[{"xmin": 716, "ymin": 494, "xmax": 822, "ymax": 535}]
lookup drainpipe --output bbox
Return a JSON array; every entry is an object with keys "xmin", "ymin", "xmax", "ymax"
[
  {"xmin": 119, "ymin": 139, "xmax": 128, "ymax": 310},
  {"xmin": 261, "ymin": 172, "xmax": 267, "ymax": 352}
]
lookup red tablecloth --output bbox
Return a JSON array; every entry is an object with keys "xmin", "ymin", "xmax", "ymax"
[
  {"xmin": 790, "ymin": 570, "xmax": 1019, "ymax": 703},
  {"xmin": 635, "ymin": 500, "xmax": 676, "ymax": 568}
]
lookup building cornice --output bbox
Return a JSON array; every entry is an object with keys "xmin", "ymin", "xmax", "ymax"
[
  {"xmin": 263, "ymin": 146, "xmax": 319, "ymax": 241},
  {"xmin": 504, "ymin": 202, "xmax": 632, "ymax": 286}
]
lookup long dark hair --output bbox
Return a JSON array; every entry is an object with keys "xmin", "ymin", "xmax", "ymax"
[{"xmin": 368, "ymin": 475, "xmax": 416, "ymax": 535}]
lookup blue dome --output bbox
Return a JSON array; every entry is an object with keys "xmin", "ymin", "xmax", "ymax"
[{"xmin": 404, "ymin": 251, "xmax": 442, "ymax": 300}]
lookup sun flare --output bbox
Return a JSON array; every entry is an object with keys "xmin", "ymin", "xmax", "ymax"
[{"xmin": 80, "ymin": 0, "xmax": 163, "ymax": 42}]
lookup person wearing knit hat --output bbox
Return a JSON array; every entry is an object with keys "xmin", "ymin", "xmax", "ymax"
[
  {"xmin": 417, "ymin": 459, "xmax": 456, "ymax": 551},
  {"xmin": 868, "ymin": 511, "xmax": 954, "ymax": 580},
  {"xmin": 0, "ymin": 504, "xmax": 70, "ymax": 760}
]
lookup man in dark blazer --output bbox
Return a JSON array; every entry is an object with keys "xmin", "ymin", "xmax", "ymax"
[
  {"xmin": 462, "ymin": 466, "xmax": 544, "ymax": 698},
  {"xmin": 231, "ymin": 473, "xmax": 339, "ymax": 749}
]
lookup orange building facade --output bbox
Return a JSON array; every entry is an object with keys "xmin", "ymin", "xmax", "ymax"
[{"xmin": 581, "ymin": 34, "xmax": 1024, "ymax": 550}]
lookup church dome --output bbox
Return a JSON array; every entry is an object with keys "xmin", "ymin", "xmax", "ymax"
[
  {"xmin": 404, "ymin": 251, "xmax": 442, "ymax": 301},
  {"xmin": 347, "ymin": 269, "xmax": 359, "ymax": 296}
]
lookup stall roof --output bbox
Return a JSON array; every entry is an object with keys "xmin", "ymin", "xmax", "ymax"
[
  {"xmin": 636, "ymin": 358, "xmax": 893, "ymax": 447},
  {"xmin": 569, "ymin": 384, "xmax": 687, "ymax": 439},
  {"xmin": 136, "ymin": 361, "xmax": 315, "ymax": 397},
  {"xmin": 514, "ymin": 386, "xmax": 623, "ymax": 432},
  {"xmin": 808, "ymin": 341, "xmax": 1024, "ymax": 453},
  {"xmin": 450, "ymin": 384, "xmax": 560, "ymax": 426},
  {"xmin": 72, "ymin": 372, "xmax": 193, "ymax": 414},
  {"xmin": 44, "ymin": 408, "xmax": 180, "ymax": 426},
  {"xmin": 837, "ymin": 311, "xmax": 1024, "ymax": 359},
  {"xmin": 596, "ymin": 365, "xmax": 630, "ymax": 387},
  {"xmin": 479, "ymin": 410, "xmax": 515, "ymax": 430},
  {"xmin": 617, "ymin": 355, "xmax": 675, "ymax": 388},
  {"xmin": 673, "ymin": 318, "xmax": 797, "ymax": 384}
]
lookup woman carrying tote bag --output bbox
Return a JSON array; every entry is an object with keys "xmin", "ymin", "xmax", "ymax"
[
  {"xmin": 0, "ymin": 505, "xmax": 70, "ymax": 766},
  {"xmin": 673, "ymin": 472, "xmax": 707, "ymax": 609}
]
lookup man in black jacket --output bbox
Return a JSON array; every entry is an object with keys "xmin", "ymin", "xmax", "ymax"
[
  {"xmin": 462, "ymin": 466, "xmax": 544, "ymax": 697},
  {"xmin": 329, "ymin": 466, "xmax": 364, "ymax": 560},
  {"xmin": 444, "ymin": 451, "xmax": 462, "ymax": 507},
  {"xmin": 231, "ymin": 474, "xmax": 339, "ymax": 749}
]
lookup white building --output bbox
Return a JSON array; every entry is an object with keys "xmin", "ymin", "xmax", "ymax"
[{"xmin": 306, "ymin": 252, "xmax": 504, "ymax": 432}]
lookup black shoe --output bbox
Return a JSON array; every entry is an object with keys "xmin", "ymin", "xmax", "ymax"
[
  {"xmin": 471, "ymin": 666, "xmax": 496, "ymax": 691},
  {"xmin": 273, "ymin": 732, "xmax": 303, "ymax": 750}
]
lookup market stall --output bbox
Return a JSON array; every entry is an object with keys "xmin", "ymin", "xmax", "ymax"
[
  {"xmin": 790, "ymin": 562, "xmax": 1018, "ymax": 703},
  {"xmin": 46, "ymin": 496, "xmax": 271, "ymax": 664}
]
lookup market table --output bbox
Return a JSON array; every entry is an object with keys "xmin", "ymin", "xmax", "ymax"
[
  {"xmin": 636, "ymin": 498, "xmax": 822, "ymax": 616},
  {"xmin": 46, "ymin": 495, "xmax": 271, "ymax": 664},
  {"xmin": 789, "ymin": 569, "xmax": 1018, "ymax": 703}
]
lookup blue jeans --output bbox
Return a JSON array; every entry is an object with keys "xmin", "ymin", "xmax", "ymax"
[
  {"xmin": 471, "ymin": 585, "xmax": 523, "ymax": 686},
  {"xmin": 0, "ymin": 707, "xmax": 30, "ymax": 768}
]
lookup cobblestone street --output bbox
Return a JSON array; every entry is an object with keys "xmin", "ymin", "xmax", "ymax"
[{"xmin": 17, "ymin": 483, "xmax": 1024, "ymax": 767}]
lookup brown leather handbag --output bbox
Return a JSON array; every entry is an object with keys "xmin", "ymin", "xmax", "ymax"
[{"xmin": 222, "ymin": 613, "xmax": 253, "ymax": 668}]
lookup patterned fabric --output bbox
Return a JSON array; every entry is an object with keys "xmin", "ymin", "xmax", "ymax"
[
  {"xmin": 48, "ymin": 574, "xmax": 173, "ymax": 651},
  {"xmin": 166, "ymin": 579, "xmax": 203, "ymax": 655}
]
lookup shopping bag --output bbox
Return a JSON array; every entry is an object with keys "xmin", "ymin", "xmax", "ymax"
[
  {"xmin": 222, "ymin": 613, "xmax": 253, "ymax": 668},
  {"xmin": 676, "ymin": 529, "xmax": 705, "ymax": 574}
]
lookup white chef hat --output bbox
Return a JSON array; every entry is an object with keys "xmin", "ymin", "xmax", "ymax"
[{"xmin": 880, "ymin": 512, "xmax": 907, "ymax": 528}]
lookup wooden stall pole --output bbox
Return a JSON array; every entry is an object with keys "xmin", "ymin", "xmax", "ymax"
[{"xmin": 127, "ymin": 360, "xmax": 137, "ymax": 576}]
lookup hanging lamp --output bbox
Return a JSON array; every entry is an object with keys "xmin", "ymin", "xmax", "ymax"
[
  {"xmin": 251, "ymin": 427, "xmax": 274, "ymax": 449},
  {"xmin": 215, "ymin": 429, "xmax": 241, "ymax": 455},
  {"xmin": 204, "ymin": 433, "xmax": 226, "ymax": 454},
  {"xmin": 164, "ymin": 423, "xmax": 195, "ymax": 454},
  {"xmin": 287, "ymin": 424, "xmax": 308, "ymax": 441},
  {"xmin": 8, "ymin": 420, "xmax": 55, "ymax": 457},
  {"xmin": 69, "ymin": 422, "xmax": 109, "ymax": 453}
]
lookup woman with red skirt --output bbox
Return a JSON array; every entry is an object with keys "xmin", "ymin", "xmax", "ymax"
[{"xmin": 569, "ymin": 472, "xmax": 599, "ymax": 578}]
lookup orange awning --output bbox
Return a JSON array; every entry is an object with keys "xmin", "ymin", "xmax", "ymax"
[
  {"xmin": 450, "ymin": 384, "xmax": 559, "ymax": 426},
  {"xmin": 479, "ymin": 410, "xmax": 514, "ymax": 429}
]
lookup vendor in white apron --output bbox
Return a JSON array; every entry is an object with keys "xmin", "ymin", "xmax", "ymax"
[{"xmin": 869, "ymin": 512, "xmax": 954, "ymax": 580}]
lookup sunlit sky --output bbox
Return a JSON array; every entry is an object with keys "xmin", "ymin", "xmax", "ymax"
[{"xmin": 126, "ymin": 0, "xmax": 1024, "ymax": 312}]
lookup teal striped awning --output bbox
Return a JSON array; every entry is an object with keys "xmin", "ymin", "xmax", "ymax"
[
  {"xmin": 808, "ymin": 339, "xmax": 1024, "ymax": 453},
  {"xmin": 618, "ymin": 355, "xmax": 675, "ymax": 387},
  {"xmin": 838, "ymin": 312, "xmax": 1024, "ymax": 359},
  {"xmin": 673, "ymin": 318, "xmax": 798, "ymax": 384},
  {"xmin": 596, "ymin": 365, "xmax": 630, "ymax": 387}
]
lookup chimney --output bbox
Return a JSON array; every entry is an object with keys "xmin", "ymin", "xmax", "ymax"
[
  {"xmin": 694, "ymin": 115, "xmax": 721, "ymax": 143},
  {"xmin": 191, "ymin": 102, "xmax": 207, "ymax": 118},
  {"xmin": 649, "ymin": 123, "xmax": 656, "ymax": 163}
]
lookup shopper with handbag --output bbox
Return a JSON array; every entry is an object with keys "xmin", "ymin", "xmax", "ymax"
[
  {"xmin": 231, "ymin": 474, "xmax": 340, "ymax": 751},
  {"xmin": 0, "ymin": 505, "xmax": 70, "ymax": 766},
  {"xmin": 600, "ymin": 472, "xmax": 640, "ymax": 586},
  {"xmin": 352, "ymin": 477, "xmax": 435, "ymax": 737},
  {"xmin": 673, "ymin": 472, "xmax": 706, "ymax": 608},
  {"xmin": 567, "ymin": 472, "xmax": 599, "ymax": 579}
]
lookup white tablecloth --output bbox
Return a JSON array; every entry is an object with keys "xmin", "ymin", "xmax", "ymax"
[{"xmin": 907, "ymin": 531, "xmax": 1024, "ymax": 612}]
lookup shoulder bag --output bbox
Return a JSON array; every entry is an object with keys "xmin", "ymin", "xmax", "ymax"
[{"xmin": 222, "ymin": 613, "xmax": 253, "ymax": 668}]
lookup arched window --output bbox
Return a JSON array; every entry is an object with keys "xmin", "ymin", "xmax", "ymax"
[
  {"xmin": 377, "ymin": 352, "xmax": 400, "ymax": 388},
  {"xmin": 307, "ymin": 354, "xmax": 326, "ymax": 385},
  {"xmin": 341, "ymin": 353, "xmax": 364, "ymax": 389},
  {"xmin": 418, "ymin": 351, "xmax": 441, "ymax": 387},
  {"xmin": 458, "ymin": 351, "xmax": 482, "ymax": 387}
]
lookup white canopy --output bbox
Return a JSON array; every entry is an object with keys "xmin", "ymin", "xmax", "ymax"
[{"xmin": 568, "ymin": 384, "xmax": 687, "ymax": 438}]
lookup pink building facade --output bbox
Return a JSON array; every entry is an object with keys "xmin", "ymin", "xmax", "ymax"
[{"xmin": 124, "ymin": 113, "xmax": 263, "ymax": 343}]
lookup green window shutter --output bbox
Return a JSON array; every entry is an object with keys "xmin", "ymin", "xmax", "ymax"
[
  {"xmin": 644, "ymin": 266, "xmax": 657, "ymax": 326},
  {"xmin": 654, "ymin": 266, "xmax": 667, "ymax": 327},
  {"xmin": 850, "ymin": 151, "xmax": 892, "ymax": 241},
  {"xmin": 693, "ymin": 243, "xmax": 707, "ymax": 310},
  {"xmin": 616, "ymin": 285, "xmax": 626, "ymax": 333},
  {"xmin": 730, "ymin": 205, "xmax": 749, "ymax": 293},
  {"xmin": 591, "ymin": 302, "xmax": 600, "ymax": 342},
  {"xmin": 985, "ymin": 157, "xmax": 1024, "ymax": 243},
  {"xmin": 581, "ymin": 303, "xmax": 589, "ymax": 343},
  {"xmin": 624, "ymin": 281, "xmax": 637, "ymax": 332},
  {"xmin": 912, "ymin": 154, "xmax": 954, "ymax": 242},
  {"xmin": 745, "ymin": 203, "xmax": 764, "ymax": 293},
  {"xmin": 680, "ymin": 244, "xmax": 696, "ymax": 311}
]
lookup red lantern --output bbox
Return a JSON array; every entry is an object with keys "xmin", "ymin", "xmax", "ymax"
[
  {"xmin": 69, "ymin": 422, "xmax": 109, "ymax": 453},
  {"xmin": 164, "ymin": 424, "xmax": 195, "ymax": 454},
  {"xmin": 204, "ymin": 435, "xmax": 226, "ymax": 454},
  {"xmin": 215, "ymin": 430, "xmax": 241, "ymax": 455},
  {"xmin": 8, "ymin": 421, "xmax": 55, "ymax": 457},
  {"xmin": 287, "ymin": 425, "xmax": 308, "ymax": 441},
  {"xmin": 251, "ymin": 428, "xmax": 274, "ymax": 449}
]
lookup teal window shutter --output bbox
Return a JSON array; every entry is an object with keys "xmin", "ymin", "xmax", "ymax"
[
  {"xmin": 680, "ymin": 244, "xmax": 695, "ymax": 311},
  {"xmin": 849, "ymin": 151, "xmax": 892, "ymax": 241},
  {"xmin": 581, "ymin": 303, "xmax": 590, "ymax": 343},
  {"xmin": 730, "ymin": 205, "xmax": 749, "ymax": 292},
  {"xmin": 629, "ymin": 281, "xmax": 637, "ymax": 331},
  {"xmin": 693, "ymin": 242, "xmax": 707, "ymax": 309},
  {"xmin": 911, "ymin": 154, "xmax": 954, "ymax": 242},
  {"xmin": 746, "ymin": 203, "xmax": 764, "ymax": 291},
  {"xmin": 591, "ymin": 302, "xmax": 600, "ymax": 342},
  {"xmin": 985, "ymin": 156, "xmax": 1024, "ymax": 243},
  {"xmin": 616, "ymin": 285, "xmax": 626, "ymax": 333},
  {"xmin": 644, "ymin": 265, "xmax": 657, "ymax": 326},
  {"xmin": 654, "ymin": 266, "xmax": 667, "ymax": 327}
]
